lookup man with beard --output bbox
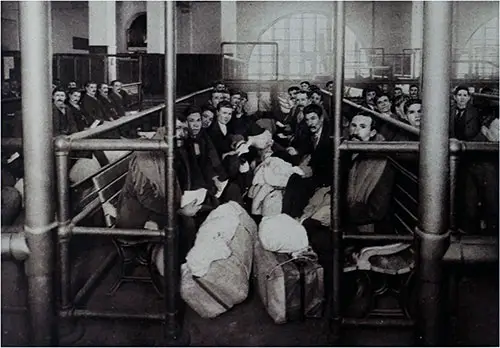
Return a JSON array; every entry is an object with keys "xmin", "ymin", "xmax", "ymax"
[
  {"xmin": 282, "ymin": 104, "xmax": 332, "ymax": 218},
  {"xmin": 345, "ymin": 114, "xmax": 395, "ymax": 234}
]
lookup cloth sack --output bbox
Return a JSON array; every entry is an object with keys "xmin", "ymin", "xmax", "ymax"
[{"xmin": 259, "ymin": 214, "xmax": 309, "ymax": 255}]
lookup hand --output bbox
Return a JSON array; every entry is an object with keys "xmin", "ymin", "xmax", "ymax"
[
  {"xmin": 287, "ymin": 147, "xmax": 298, "ymax": 156},
  {"xmin": 212, "ymin": 176, "xmax": 224, "ymax": 192},
  {"xmin": 299, "ymin": 165, "xmax": 313, "ymax": 178},
  {"xmin": 179, "ymin": 200, "xmax": 202, "ymax": 217}
]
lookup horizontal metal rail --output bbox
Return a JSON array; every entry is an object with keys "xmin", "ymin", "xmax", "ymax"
[
  {"xmin": 72, "ymin": 226, "xmax": 164, "ymax": 238},
  {"xmin": 320, "ymin": 88, "xmax": 420, "ymax": 136},
  {"xmin": 1, "ymin": 232, "xmax": 30, "ymax": 261},
  {"xmin": 443, "ymin": 235, "xmax": 498, "ymax": 264},
  {"xmin": 472, "ymin": 93, "xmax": 500, "ymax": 100},
  {"xmin": 59, "ymin": 309, "xmax": 165, "ymax": 322},
  {"xmin": 339, "ymin": 140, "xmax": 498, "ymax": 153},
  {"xmin": 65, "ymin": 138, "xmax": 168, "ymax": 152},
  {"xmin": 340, "ymin": 141, "xmax": 419, "ymax": 153},
  {"xmin": 343, "ymin": 234, "xmax": 414, "ymax": 242},
  {"xmin": 342, "ymin": 317, "xmax": 415, "ymax": 327},
  {"xmin": 69, "ymin": 87, "xmax": 214, "ymax": 140}
]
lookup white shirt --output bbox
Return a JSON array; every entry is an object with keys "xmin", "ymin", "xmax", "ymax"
[{"xmin": 218, "ymin": 122, "xmax": 227, "ymax": 136}]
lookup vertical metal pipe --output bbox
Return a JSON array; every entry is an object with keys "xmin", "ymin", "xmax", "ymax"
[
  {"xmin": 163, "ymin": 1, "xmax": 186, "ymax": 344},
  {"xmin": 330, "ymin": 1, "xmax": 345, "ymax": 343},
  {"xmin": 19, "ymin": 1, "xmax": 58, "ymax": 345},
  {"xmin": 54, "ymin": 140, "xmax": 71, "ymax": 310},
  {"xmin": 448, "ymin": 140, "xmax": 460, "ymax": 232},
  {"xmin": 417, "ymin": 2, "xmax": 453, "ymax": 345}
]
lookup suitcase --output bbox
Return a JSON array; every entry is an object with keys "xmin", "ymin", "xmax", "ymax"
[
  {"xmin": 253, "ymin": 239, "xmax": 325, "ymax": 324},
  {"xmin": 180, "ymin": 207, "xmax": 257, "ymax": 318}
]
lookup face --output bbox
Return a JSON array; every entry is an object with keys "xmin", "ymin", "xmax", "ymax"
[
  {"xmin": 186, "ymin": 113, "xmax": 202, "ymax": 137},
  {"xmin": 349, "ymin": 115, "xmax": 376, "ymax": 141},
  {"xmin": 68, "ymin": 82, "xmax": 77, "ymax": 89},
  {"xmin": 223, "ymin": 93, "xmax": 231, "ymax": 101},
  {"xmin": 69, "ymin": 91, "xmax": 81, "ymax": 105},
  {"xmin": 175, "ymin": 120, "xmax": 188, "ymax": 147},
  {"xmin": 215, "ymin": 83, "xmax": 225, "ymax": 91},
  {"xmin": 230, "ymin": 94, "xmax": 241, "ymax": 108},
  {"xmin": 300, "ymin": 83, "xmax": 310, "ymax": 92},
  {"xmin": 366, "ymin": 91, "xmax": 377, "ymax": 104},
  {"xmin": 86, "ymin": 83, "xmax": 97, "ymax": 97},
  {"xmin": 406, "ymin": 103, "xmax": 422, "ymax": 128},
  {"xmin": 311, "ymin": 92, "xmax": 322, "ymax": 105},
  {"xmin": 250, "ymin": 130, "xmax": 273, "ymax": 150},
  {"xmin": 217, "ymin": 106, "xmax": 233, "ymax": 125},
  {"xmin": 327, "ymin": 83, "xmax": 333, "ymax": 92},
  {"xmin": 53, "ymin": 91, "xmax": 66, "ymax": 108},
  {"xmin": 394, "ymin": 88, "xmax": 403, "ymax": 98},
  {"xmin": 305, "ymin": 112, "xmax": 323, "ymax": 134},
  {"xmin": 454, "ymin": 89, "xmax": 470, "ymax": 109},
  {"xmin": 376, "ymin": 96, "xmax": 392, "ymax": 113},
  {"xmin": 112, "ymin": 81, "xmax": 122, "ymax": 94},
  {"xmin": 409, "ymin": 86, "xmax": 419, "ymax": 99},
  {"xmin": 201, "ymin": 110, "xmax": 214, "ymax": 128},
  {"xmin": 211, "ymin": 92, "xmax": 224, "ymax": 107},
  {"xmin": 295, "ymin": 93, "xmax": 310, "ymax": 108},
  {"xmin": 289, "ymin": 89, "xmax": 298, "ymax": 99},
  {"xmin": 99, "ymin": 84, "xmax": 109, "ymax": 96}
]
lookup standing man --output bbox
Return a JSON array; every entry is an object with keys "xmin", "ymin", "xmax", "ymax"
[{"xmin": 450, "ymin": 85, "xmax": 498, "ymax": 235}]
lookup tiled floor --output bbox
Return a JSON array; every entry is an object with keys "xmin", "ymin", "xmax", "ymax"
[{"xmin": 1, "ymin": 240, "xmax": 498, "ymax": 346}]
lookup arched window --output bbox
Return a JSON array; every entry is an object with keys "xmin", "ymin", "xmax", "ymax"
[
  {"xmin": 455, "ymin": 16, "xmax": 499, "ymax": 79},
  {"xmin": 248, "ymin": 13, "xmax": 365, "ymax": 80}
]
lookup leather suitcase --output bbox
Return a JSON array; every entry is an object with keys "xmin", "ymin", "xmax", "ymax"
[{"xmin": 253, "ymin": 239, "xmax": 325, "ymax": 324}]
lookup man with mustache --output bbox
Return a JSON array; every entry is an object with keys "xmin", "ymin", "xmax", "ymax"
[
  {"xmin": 52, "ymin": 87, "xmax": 78, "ymax": 136},
  {"xmin": 282, "ymin": 104, "xmax": 332, "ymax": 218},
  {"xmin": 346, "ymin": 113, "xmax": 395, "ymax": 234}
]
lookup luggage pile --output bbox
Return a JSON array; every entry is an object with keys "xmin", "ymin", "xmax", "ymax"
[{"xmin": 177, "ymin": 206, "xmax": 325, "ymax": 323}]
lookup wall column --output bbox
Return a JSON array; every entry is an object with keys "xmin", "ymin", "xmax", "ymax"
[
  {"xmin": 89, "ymin": 1, "xmax": 117, "ymax": 81},
  {"xmin": 147, "ymin": 1, "xmax": 165, "ymax": 54},
  {"xmin": 221, "ymin": 0, "xmax": 238, "ymax": 77},
  {"xmin": 411, "ymin": 1, "xmax": 424, "ymax": 78}
]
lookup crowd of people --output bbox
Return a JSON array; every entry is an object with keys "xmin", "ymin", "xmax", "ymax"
[
  {"xmin": 1, "ymin": 77, "xmax": 498, "ymax": 298},
  {"xmin": 115, "ymin": 79, "xmax": 498, "ymax": 297}
]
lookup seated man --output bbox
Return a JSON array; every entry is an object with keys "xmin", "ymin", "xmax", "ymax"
[
  {"xmin": 184, "ymin": 105, "xmax": 244, "ymax": 206},
  {"xmin": 345, "ymin": 114, "xmax": 395, "ymax": 234},
  {"xmin": 282, "ymin": 104, "xmax": 332, "ymax": 218},
  {"xmin": 116, "ymin": 118, "xmax": 205, "ymax": 261}
]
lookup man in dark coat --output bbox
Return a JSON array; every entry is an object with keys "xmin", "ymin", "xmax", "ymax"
[
  {"xmin": 81, "ymin": 81, "xmax": 106, "ymax": 122},
  {"xmin": 282, "ymin": 104, "xmax": 333, "ymax": 218},
  {"xmin": 450, "ymin": 85, "xmax": 498, "ymax": 235}
]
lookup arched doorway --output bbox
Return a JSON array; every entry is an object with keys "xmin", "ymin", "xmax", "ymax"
[{"xmin": 127, "ymin": 13, "xmax": 147, "ymax": 51}]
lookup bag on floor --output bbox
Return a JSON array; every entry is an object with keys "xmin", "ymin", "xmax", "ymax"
[
  {"xmin": 253, "ymin": 239, "xmax": 325, "ymax": 324},
  {"xmin": 180, "ymin": 206, "xmax": 257, "ymax": 318}
]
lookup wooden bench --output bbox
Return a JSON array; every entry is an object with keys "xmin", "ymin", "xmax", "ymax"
[{"xmin": 71, "ymin": 151, "xmax": 160, "ymax": 296}]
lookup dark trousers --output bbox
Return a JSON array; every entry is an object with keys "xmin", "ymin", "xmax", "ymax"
[
  {"xmin": 282, "ymin": 174, "xmax": 317, "ymax": 218},
  {"xmin": 116, "ymin": 189, "xmax": 197, "ymax": 262},
  {"xmin": 457, "ymin": 161, "xmax": 499, "ymax": 235}
]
